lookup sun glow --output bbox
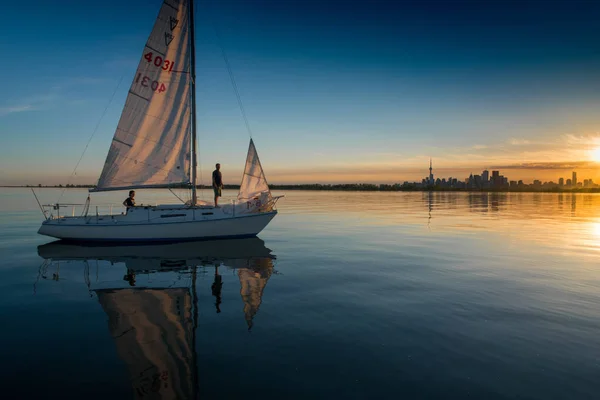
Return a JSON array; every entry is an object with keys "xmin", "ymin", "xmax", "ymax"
[{"xmin": 591, "ymin": 148, "xmax": 600, "ymax": 162}]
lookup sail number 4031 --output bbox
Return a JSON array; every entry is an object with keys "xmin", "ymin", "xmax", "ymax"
[
  {"xmin": 135, "ymin": 73, "xmax": 166, "ymax": 93},
  {"xmin": 144, "ymin": 52, "xmax": 174, "ymax": 72}
]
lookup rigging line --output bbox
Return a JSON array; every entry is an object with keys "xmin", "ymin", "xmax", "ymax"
[
  {"xmin": 191, "ymin": 0, "xmax": 203, "ymax": 201},
  {"xmin": 212, "ymin": 23, "xmax": 253, "ymax": 139},
  {"xmin": 169, "ymin": 188, "xmax": 186, "ymax": 204},
  {"xmin": 58, "ymin": 74, "xmax": 126, "ymax": 202}
]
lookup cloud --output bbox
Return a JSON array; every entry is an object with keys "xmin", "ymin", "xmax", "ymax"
[
  {"xmin": 562, "ymin": 134, "xmax": 600, "ymax": 147},
  {"xmin": 2, "ymin": 93, "xmax": 56, "ymax": 113},
  {"xmin": 470, "ymin": 144, "xmax": 488, "ymax": 150},
  {"xmin": 0, "ymin": 105, "xmax": 34, "ymax": 116},
  {"xmin": 508, "ymin": 138, "xmax": 532, "ymax": 145},
  {"xmin": 0, "ymin": 76, "xmax": 108, "ymax": 118},
  {"xmin": 0, "ymin": 91, "xmax": 65, "ymax": 117},
  {"xmin": 488, "ymin": 161, "xmax": 595, "ymax": 170}
]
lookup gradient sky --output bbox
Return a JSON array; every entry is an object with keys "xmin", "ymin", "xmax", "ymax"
[{"xmin": 1, "ymin": 0, "xmax": 600, "ymax": 185}]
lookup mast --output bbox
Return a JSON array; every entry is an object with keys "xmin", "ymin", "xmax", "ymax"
[{"xmin": 189, "ymin": 0, "xmax": 198, "ymax": 205}]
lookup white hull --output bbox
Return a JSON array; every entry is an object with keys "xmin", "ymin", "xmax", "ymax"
[{"xmin": 38, "ymin": 205, "xmax": 277, "ymax": 242}]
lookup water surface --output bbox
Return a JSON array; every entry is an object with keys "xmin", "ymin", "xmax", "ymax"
[{"xmin": 1, "ymin": 188, "xmax": 599, "ymax": 399}]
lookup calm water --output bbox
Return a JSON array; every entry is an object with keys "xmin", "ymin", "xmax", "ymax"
[{"xmin": 1, "ymin": 188, "xmax": 600, "ymax": 399}]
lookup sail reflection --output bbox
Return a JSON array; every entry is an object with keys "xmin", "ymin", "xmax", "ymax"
[
  {"xmin": 97, "ymin": 287, "xmax": 196, "ymax": 398},
  {"xmin": 37, "ymin": 238, "xmax": 276, "ymax": 399},
  {"xmin": 238, "ymin": 259, "xmax": 273, "ymax": 330}
]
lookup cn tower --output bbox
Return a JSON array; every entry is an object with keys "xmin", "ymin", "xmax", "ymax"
[{"xmin": 429, "ymin": 158, "xmax": 434, "ymax": 184}]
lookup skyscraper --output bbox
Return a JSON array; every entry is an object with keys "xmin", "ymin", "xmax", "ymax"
[
  {"xmin": 559, "ymin": 177, "xmax": 564, "ymax": 186},
  {"xmin": 429, "ymin": 158, "xmax": 434, "ymax": 185},
  {"xmin": 491, "ymin": 170, "xmax": 501, "ymax": 187},
  {"xmin": 482, "ymin": 170, "xmax": 489, "ymax": 183},
  {"xmin": 572, "ymin": 171, "xmax": 577, "ymax": 187}
]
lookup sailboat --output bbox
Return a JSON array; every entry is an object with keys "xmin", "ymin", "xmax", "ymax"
[
  {"xmin": 37, "ymin": 0, "xmax": 282, "ymax": 242},
  {"xmin": 36, "ymin": 237, "xmax": 276, "ymax": 397}
]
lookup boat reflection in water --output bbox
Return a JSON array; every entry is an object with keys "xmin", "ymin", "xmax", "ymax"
[{"xmin": 37, "ymin": 238, "xmax": 276, "ymax": 399}]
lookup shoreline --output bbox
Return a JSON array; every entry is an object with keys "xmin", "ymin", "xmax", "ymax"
[{"xmin": 4, "ymin": 185, "xmax": 600, "ymax": 193}]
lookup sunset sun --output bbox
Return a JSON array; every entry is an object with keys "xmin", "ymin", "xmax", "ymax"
[{"xmin": 591, "ymin": 147, "xmax": 600, "ymax": 162}]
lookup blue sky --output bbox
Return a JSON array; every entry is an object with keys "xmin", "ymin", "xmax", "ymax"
[{"xmin": 1, "ymin": 0, "xmax": 600, "ymax": 185}]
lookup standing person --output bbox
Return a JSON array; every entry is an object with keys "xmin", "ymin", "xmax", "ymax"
[{"xmin": 212, "ymin": 163, "xmax": 223, "ymax": 207}]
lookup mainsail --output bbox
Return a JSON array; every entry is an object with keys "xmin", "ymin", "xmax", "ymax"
[
  {"xmin": 95, "ymin": 0, "xmax": 192, "ymax": 191},
  {"xmin": 238, "ymin": 139, "xmax": 272, "ymax": 201}
]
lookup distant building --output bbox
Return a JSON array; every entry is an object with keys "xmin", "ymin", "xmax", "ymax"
[
  {"xmin": 482, "ymin": 170, "xmax": 489, "ymax": 183},
  {"xmin": 559, "ymin": 177, "xmax": 564, "ymax": 186},
  {"xmin": 429, "ymin": 158, "xmax": 434, "ymax": 185},
  {"xmin": 572, "ymin": 171, "xmax": 577, "ymax": 187},
  {"xmin": 489, "ymin": 170, "xmax": 507, "ymax": 188},
  {"xmin": 566, "ymin": 179, "xmax": 572, "ymax": 186}
]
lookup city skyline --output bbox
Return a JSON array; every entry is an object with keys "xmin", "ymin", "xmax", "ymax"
[
  {"xmin": 416, "ymin": 159, "xmax": 597, "ymax": 190},
  {"xmin": 1, "ymin": 0, "xmax": 600, "ymax": 186}
]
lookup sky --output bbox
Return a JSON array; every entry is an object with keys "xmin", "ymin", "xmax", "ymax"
[{"xmin": 1, "ymin": 0, "xmax": 600, "ymax": 185}]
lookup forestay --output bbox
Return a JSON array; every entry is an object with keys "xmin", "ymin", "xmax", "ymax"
[
  {"xmin": 238, "ymin": 139, "xmax": 272, "ymax": 201},
  {"xmin": 95, "ymin": 0, "xmax": 192, "ymax": 191}
]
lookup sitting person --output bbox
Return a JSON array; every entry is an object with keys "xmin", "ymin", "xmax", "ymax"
[{"xmin": 123, "ymin": 190, "xmax": 136, "ymax": 209}]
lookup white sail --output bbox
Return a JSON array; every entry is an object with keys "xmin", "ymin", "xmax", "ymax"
[
  {"xmin": 95, "ymin": 0, "xmax": 192, "ymax": 191},
  {"xmin": 237, "ymin": 139, "xmax": 271, "ymax": 201}
]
